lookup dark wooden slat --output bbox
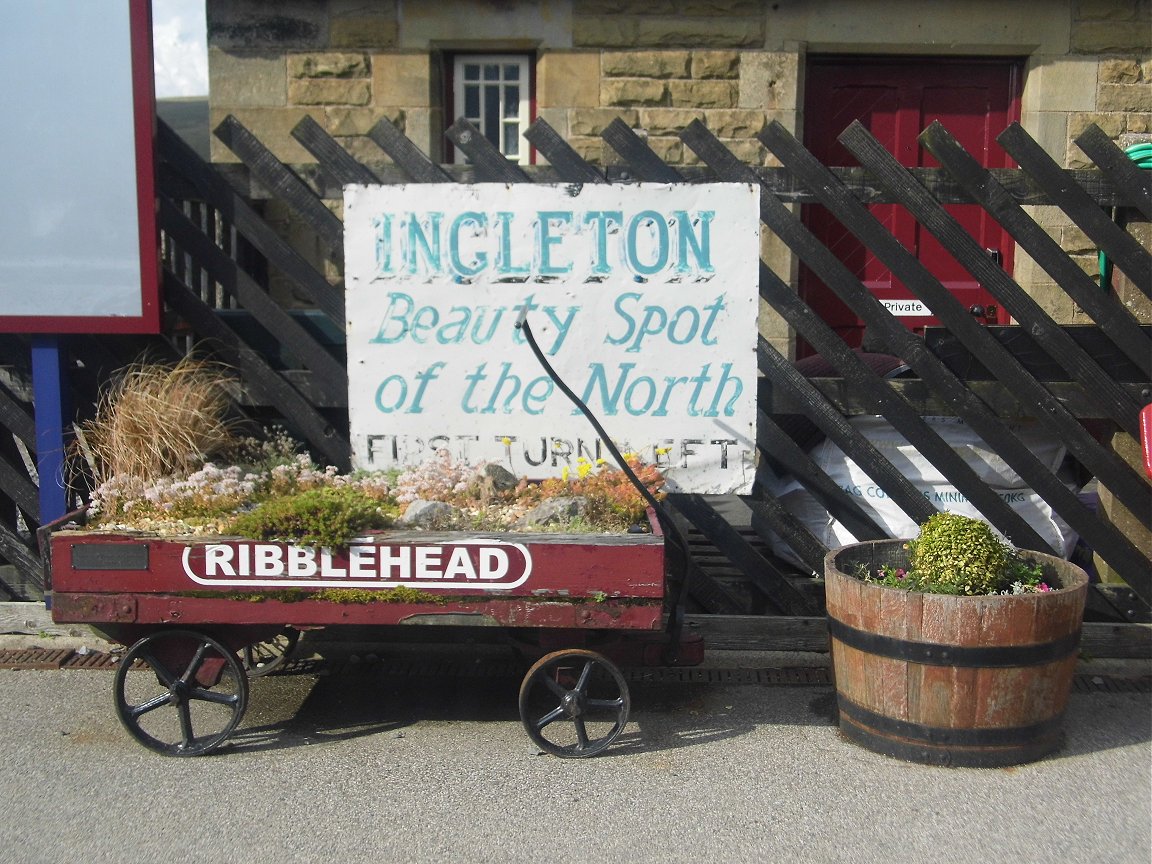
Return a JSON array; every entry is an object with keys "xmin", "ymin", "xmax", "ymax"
[
  {"xmin": 998, "ymin": 122, "xmax": 1152, "ymax": 297},
  {"xmin": 745, "ymin": 482, "xmax": 828, "ymax": 575},
  {"xmin": 683, "ymin": 120, "xmax": 1051, "ymax": 551},
  {"xmin": 757, "ymin": 337, "xmax": 939, "ymax": 528},
  {"xmin": 926, "ymin": 325, "xmax": 1148, "ymax": 383},
  {"xmin": 160, "ymin": 196, "xmax": 348, "ymax": 393},
  {"xmin": 751, "ymin": 121, "xmax": 1151, "ymax": 597},
  {"xmin": 670, "ymin": 493, "xmax": 815, "ymax": 615},
  {"xmin": 524, "ymin": 119, "xmax": 606, "ymax": 183},
  {"xmin": 206, "ymin": 159, "xmax": 1132, "ymax": 208},
  {"xmin": 214, "ymin": 115, "xmax": 345, "ymax": 249},
  {"xmin": 1085, "ymin": 584, "xmax": 1151, "ymax": 623},
  {"xmin": 0, "ymin": 384, "xmax": 34, "ymax": 448},
  {"xmin": 601, "ymin": 118, "xmax": 683, "ymax": 183},
  {"xmin": 728, "ymin": 166, "xmax": 1129, "ymax": 208},
  {"xmin": 0, "ymin": 453, "xmax": 37, "ymax": 519},
  {"xmin": 65, "ymin": 334, "xmax": 169, "ymax": 414},
  {"xmin": 291, "ymin": 115, "xmax": 381, "ymax": 186},
  {"xmin": 0, "ymin": 522, "xmax": 41, "ymax": 596},
  {"xmin": 234, "ymin": 370, "xmax": 347, "ymax": 408},
  {"xmin": 366, "ymin": 117, "xmax": 454, "ymax": 183},
  {"xmin": 663, "ymin": 505, "xmax": 748, "ymax": 614},
  {"xmin": 446, "ymin": 118, "xmax": 531, "ymax": 183},
  {"xmin": 157, "ymin": 120, "xmax": 345, "ymax": 327},
  {"xmin": 839, "ymin": 121, "xmax": 1143, "ymax": 438},
  {"xmin": 683, "ymin": 614, "xmax": 832, "ymax": 652},
  {"xmin": 760, "ymin": 120, "xmax": 1152, "ymax": 527},
  {"xmin": 787, "ymin": 166, "xmax": 1129, "ymax": 208},
  {"xmin": 765, "ymin": 377, "xmax": 1151, "ymax": 420},
  {"xmin": 756, "ymin": 412, "xmax": 888, "ymax": 542},
  {"xmin": 163, "ymin": 273, "xmax": 351, "ymax": 471},
  {"xmin": 682, "ymin": 571, "xmax": 753, "ymax": 615},
  {"xmin": 1074, "ymin": 125, "xmax": 1152, "ymax": 219},
  {"xmin": 919, "ymin": 122, "xmax": 1151, "ymax": 379},
  {"xmin": 185, "ymin": 200, "xmax": 207, "ymax": 303}
]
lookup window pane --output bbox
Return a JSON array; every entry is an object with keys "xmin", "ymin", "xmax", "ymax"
[
  {"xmin": 483, "ymin": 85, "xmax": 500, "ymax": 146},
  {"xmin": 503, "ymin": 124, "xmax": 520, "ymax": 157},
  {"xmin": 453, "ymin": 55, "xmax": 530, "ymax": 165},
  {"xmin": 503, "ymin": 85, "xmax": 520, "ymax": 118}
]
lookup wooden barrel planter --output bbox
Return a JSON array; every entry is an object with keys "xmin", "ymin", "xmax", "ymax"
[{"xmin": 824, "ymin": 540, "xmax": 1089, "ymax": 768}]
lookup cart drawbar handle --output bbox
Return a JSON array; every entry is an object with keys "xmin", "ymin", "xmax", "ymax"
[{"xmin": 515, "ymin": 311, "xmax": 696, "ymax": 641}]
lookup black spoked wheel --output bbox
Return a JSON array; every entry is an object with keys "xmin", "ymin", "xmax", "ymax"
[
  {"xmin": 518, "ymin": 649, "xmax": 630, "ymax": 758},
  {"xmin": 113, "ymin": 629, "xmax": 249, "ymax": 756},
  {"xmin": 241, "ymin": 627, "xmax": 300, "ymax": 677}
]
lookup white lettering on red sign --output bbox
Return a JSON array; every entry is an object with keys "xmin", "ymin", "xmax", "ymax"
[{"xmin": 181, "ymin": 539, "xmax": 531, "ymax": 590}]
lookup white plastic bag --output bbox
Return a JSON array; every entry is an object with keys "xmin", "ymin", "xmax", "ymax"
[{"xmin": 768, "ymin": 416, "xmax": 1078, "ymax": 572}]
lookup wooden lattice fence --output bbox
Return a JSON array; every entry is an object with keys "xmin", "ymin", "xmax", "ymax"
[{"xmin": 0, "ymin": 113, "xmax": 1148, "ymax": 648}]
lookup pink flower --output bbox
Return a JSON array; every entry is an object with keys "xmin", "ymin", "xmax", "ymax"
[{"xmin": 1037, "ymin": 582, "xmax": 1052, "ymax": 592}]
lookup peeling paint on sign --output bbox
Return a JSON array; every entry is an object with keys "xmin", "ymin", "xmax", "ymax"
[{"xmin": 344, "ymin": 183, "xmax": 760, "ymax": 493}]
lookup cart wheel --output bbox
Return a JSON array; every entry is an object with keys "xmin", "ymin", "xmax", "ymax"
[
  {"xmin": 518, "ymin": 649, "xmax": 630, "ymax": 758},
  {"xmin": 113, "ymin": 629, "xmax": 249, "ymax": 756},
  {"xmin": 241, "ymin": 627, "xmax": 300, "ymax": 677}
]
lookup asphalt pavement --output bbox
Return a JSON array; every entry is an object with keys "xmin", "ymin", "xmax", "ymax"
[{"xmin": 0, "ymin": 634, "xmax": 1148, "ymax": 864}]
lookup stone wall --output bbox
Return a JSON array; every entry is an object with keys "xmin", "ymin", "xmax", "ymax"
[
  {"xmin": 204, "ymin": 0, "xmax": 1150, "ymax": 172},
  {"xmin": 205, "ymin": 0, "xmax": 1151, "ymax": 349},
  {"xmin": 1011, "ymin": 0, "xmax": 1151, "ymax": 321}
]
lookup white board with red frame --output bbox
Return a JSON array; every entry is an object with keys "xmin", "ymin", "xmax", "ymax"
[{"xmin": 0, "ymin": 0, "xmax": 159, "ymax": 335}]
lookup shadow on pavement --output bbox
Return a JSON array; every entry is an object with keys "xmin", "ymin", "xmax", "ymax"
[{"xmin": 225, "ymin": 663, "xmax": 844, "ymax": 758}]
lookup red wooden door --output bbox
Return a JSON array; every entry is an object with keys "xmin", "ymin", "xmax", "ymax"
[{"xmin": 800, "ymin": 57, "xmax": 1023, "ymax": 351}]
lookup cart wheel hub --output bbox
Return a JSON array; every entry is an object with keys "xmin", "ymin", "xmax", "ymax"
[{"xmin": 561, "ymin": 691, "xmax": 585, "ymax": 717}]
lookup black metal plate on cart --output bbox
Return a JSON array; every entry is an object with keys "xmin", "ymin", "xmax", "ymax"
[{"xmin": 71, "ymin": 543, "xmax": 150, "ymax": 571}]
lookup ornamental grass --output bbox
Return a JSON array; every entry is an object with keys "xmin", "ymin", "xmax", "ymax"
[{"xmin": 77, "ymin": 355, "xmax": 239, "ymax": 486}]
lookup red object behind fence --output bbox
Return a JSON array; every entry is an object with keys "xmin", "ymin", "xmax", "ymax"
[{"xmin": 1141, "ymin": 404, "xmax": 1152, "ymax": 479}]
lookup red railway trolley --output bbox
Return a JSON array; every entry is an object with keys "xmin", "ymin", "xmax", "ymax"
[{"xmin": 43, "ymin": 509, "xmax": 701, "ymax": 758}]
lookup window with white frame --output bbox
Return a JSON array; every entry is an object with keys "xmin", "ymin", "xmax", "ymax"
[{"xmin": 452, "ymin": 54, "xmax": 531, "ymax": 164}]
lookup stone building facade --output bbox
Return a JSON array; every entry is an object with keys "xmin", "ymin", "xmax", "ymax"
[{"xmin": 205, "ymin": 0, "xmax": 1151, "ymax": 351}]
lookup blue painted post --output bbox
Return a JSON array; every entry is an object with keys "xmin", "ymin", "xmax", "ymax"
[{"xmin": 31, "ymin": 335, "xmax": 69, "ymax": 525}]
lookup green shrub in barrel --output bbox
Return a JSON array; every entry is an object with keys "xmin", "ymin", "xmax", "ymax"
[
  {"xmin": 824, "ymin": 512, "xmax": 1089, "ymax": 768},
  {"xmin": 884, "ymin": 512, "xmax": 1045, "ymax": 596}
]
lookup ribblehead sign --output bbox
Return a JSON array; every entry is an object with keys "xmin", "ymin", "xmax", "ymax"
[
  {"xmin": 343, "ymin": 183, "xmax": 760, "ymax": 493},
  {"xmin": 181, "ymin": 539, "xmax": 532, "ymax": 590}
]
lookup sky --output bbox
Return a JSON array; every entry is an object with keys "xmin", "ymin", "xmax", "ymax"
[{"xmin": 152, "ymin": 0, "xmax": 208, "ymax": 98}]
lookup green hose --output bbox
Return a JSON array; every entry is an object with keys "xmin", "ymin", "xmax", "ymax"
[{"xmin": 1099, "ymin": 142, "xmax": 1152, "ymax": 289}]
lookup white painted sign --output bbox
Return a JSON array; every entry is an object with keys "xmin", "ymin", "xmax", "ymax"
[
  {"xmin": 344, "ymin": 183, "xmax": 760, "ymax": 494},
  {"xmin": 882, "ymin": 299, "xmax": 929, "ymax": 317},
  {"xmin": 0, "ymin": 0, "xmax": 159, "ymax": 334}
]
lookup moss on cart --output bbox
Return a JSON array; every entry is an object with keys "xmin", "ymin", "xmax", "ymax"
[{"xmin": 177, "ymin": 587, "xmax": 447, "ymax": 605}]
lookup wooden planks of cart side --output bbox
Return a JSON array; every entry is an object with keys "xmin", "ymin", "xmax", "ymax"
[{"xmin": 47, "ymin": 524, "xmax": 666, "ymax": 636}]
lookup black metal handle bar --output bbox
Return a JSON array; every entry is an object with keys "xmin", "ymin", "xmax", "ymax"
[{"xmin": 514, "ymin": 312, "xmax": 695, "ymax": 647}]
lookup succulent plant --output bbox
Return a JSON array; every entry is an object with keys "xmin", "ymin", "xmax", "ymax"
[{"xmin": 228, "ymin": 486, "xmax": 396, "ymax": 548}]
